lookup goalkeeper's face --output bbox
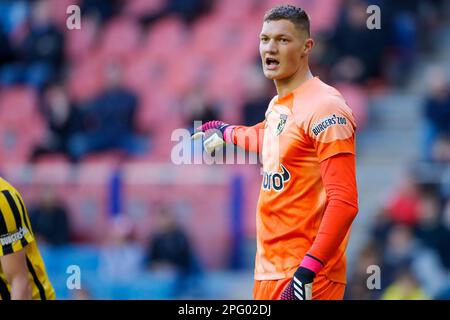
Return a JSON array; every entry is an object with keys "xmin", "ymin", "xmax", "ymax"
[{"xmin": 259, "ymin": 19, "xmax": 311, "ymax": 81}]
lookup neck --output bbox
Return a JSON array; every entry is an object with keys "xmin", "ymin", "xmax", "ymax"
[{"xmin": 274, "ymin": 64, "xmax": 313, "ymax": 98}]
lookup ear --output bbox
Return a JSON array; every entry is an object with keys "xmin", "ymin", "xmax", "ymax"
[{"xmin": 302, "ymin": 38, "xmax": 314, "ymax": 57}]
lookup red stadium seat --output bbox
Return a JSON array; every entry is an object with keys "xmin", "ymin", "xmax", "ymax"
[
  {"xmin": 122, "ymin": 183, "xmax": 162, "ymax": 241},
  {"xmin": 263, "ymin": 0, "xmax": 342, "ymax": 34},
  {"xmin": 80, "ymin": 150, "xmax": 126, "ymax": 167},
  {"xmin": 308, "ymin": 0, "xmax": 342, "ymax": 34},
  {"xmin": 0, "ymin": 86, "xmax": 38, "ymax": 121},
  {"xmin": 0, "ymin": 87, "xmax": 46, "ymax": 165},
  {"xmin": 144, "ymin": 16, "xmax": 186, "ymax": 59},
  {"xmin": 190, "ymin": 15, "xmax": 220, "ymax": 58},
  {"xmin": 123, "ymin": 0, "xmax": 167, "ymax": 18},
  {"xmin": 213, "ymin": 0, "xmax": 259, "ymax": 22},
  {"xmin": 60, "ymin": 162, "xmax": 117, "ymax": 243},
  {"xmin": 97, "ymin": 17, "xmax": 142, "ymax": 61},
  {"xmin": 123, "ymin": 52, "xmax": 171, "ymax": 95},
  {"xmin": 177, "ymin": 184, "xmax": 231, "ymax": 269},
  {"xmin": 335, "ymin": 82, "xmax": 369, "ymax": 129},
  {"xmin": 34, "ymin": 153, "xmax": 70, "ymax": 166},
  {"xmin": 32, "ymin": 160, "xmax": 72, "ymax": 184},
  {"xmin": 121, "ymin": 164, "xmax": 232, "ymax": 268},
  {"xmin": 61, "ymin": 183, "xmax": 109, "ymax": 243},
  {"xmin": 67, "ymin": 52, "xmax": 105, "ymax": 102},
  {"xmin": 135, "ymin": 89, "xmax": 183, "ymax": 134},
  {"xmin": 47, "ymin": 0, "xmax": 81, "ymax": 30},
  {"xmin": 65, "ymin": 15, "xmax": 99, "ymax": 62},
  {"xmin": 36, "ymin": 153, "xmax": 69, "ymax": 166},
  {"xmin": 191, "ymin": 15, "xmax": 259, "ymax": 66},
  {"xmin": 164, "ymin": 51, "xmax": 203, "ymax": 97}
]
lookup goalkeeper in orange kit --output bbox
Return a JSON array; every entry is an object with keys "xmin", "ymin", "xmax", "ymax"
[{"xmin": 193, "ymin": 5, "xmax": 358, "ymax": 300}]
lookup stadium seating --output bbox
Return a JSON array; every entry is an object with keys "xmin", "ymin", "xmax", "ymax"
[
  {"xmin": 4, "ymin": 0, "xmax": 447, "ymax": 300},
  {"xmin": 0, "ymin": 87, "xmax": 46, "ymax": 165},
  {"xmin": 97, "ymin": 17, "xmax": 142, "ymax": 61}
]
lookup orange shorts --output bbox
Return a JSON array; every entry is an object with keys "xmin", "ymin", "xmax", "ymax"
[{"xmin": 253, "ymin": 276, "xmax": 345, "ymax": 300}]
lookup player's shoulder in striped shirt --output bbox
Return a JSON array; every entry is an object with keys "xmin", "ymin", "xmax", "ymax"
[{"xmin": 0, "ymin": 177, "xmax": 35, "ymax": 256}]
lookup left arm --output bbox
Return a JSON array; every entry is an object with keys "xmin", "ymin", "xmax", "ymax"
[
  {"xmin": 303, "ymin": 152, "xmax": 359, "ymax": 270},
  {"xmin": 281, "ymin": 153, "xmax": 358, "ymax": 300},
  {"xmin": 0, "ymin": 249, "xmax": 32, "ymax": 300}
]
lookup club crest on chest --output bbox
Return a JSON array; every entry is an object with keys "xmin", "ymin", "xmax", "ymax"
[{"xmin": 276, "ymin": 114, "xmax": 288, "ymax": 136}]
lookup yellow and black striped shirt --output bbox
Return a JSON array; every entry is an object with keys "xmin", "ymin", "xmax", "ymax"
[{"xmin": 0, "ymin": 177, "xmax": 56, "ymax": 300}]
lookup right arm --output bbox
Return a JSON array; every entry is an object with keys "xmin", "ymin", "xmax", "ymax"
[
  {"xmin": 0, "ymin": 188, "xmax": 36, "ymax": 300},
  {"xmin": 228, "ymin": 121, "xmax": 266, "ymax": 154},
  {"xmin": 193, "ymin": 120, "xmax": 266, "ymax": 154},
  {"xmin": 0, "ymin": 249, "xmax": 32, "ymax": 300}
]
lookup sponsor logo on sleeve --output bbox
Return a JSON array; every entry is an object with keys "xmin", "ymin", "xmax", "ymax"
[
  {"xmin": 0, "ymin": 227, "xmax": 29, "ymax": 246},
  {"xmin": 311, "ymin": 114, "xmax": 347, "ymax": 137}
]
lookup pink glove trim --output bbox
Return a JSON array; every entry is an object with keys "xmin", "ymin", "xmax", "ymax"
[
  {"xmin": 300, "ymin": 255, "xmax": 324, "ymax": 274},
  {"xmin": 223, "ymin": 125, "xmax": 236, "ymax": 144},
  {"xmin": 197, "ymin": 120, "xmax": 224, "ymax": 132}
]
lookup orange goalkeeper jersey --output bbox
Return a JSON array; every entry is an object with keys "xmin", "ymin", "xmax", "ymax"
[{"xmin": 233, "ymin": 77, "xmax": 357, "ymax": 283}]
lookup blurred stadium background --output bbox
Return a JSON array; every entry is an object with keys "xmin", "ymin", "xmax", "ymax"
[{"xmin": 0, "ymin": 0, "xmax": 449, "ymax": 299}]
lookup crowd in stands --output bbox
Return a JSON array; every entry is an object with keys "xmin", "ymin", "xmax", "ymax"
[
  {"xmin": 347, "ymin": 170, "xmax": 450, "ymax": 299},
  {"xmin": 2, "ymin": 0, "xmax": 432, "ymax": 165},
  {"xmin": 422, "ymin": 66, "xmax": 450, "ymax": 163},
  {"xmin": 1, "ymin": 0, "xmax": 449, "ymax": 299},
  {"xmin": 346, "ymin": 49, "xmax": 450, "ymax": 300}
]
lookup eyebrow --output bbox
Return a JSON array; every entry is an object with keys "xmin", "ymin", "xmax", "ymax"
[{"xmin": 259, "ymin": 33, "xmax": 292, "ymax": 38}]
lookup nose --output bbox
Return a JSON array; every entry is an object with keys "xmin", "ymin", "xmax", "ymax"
[
  {"xmin": 264, "ymin": 39, "xmax": 278, "ymax": 54},
  {"xmin": 268, "ymin": 39, "xmax": 279, "ymax": 54}
]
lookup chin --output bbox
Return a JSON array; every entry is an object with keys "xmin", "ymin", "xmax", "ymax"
[{"xmin": 263, "ymin": 71, "xmax": 278, "ymax": 80}]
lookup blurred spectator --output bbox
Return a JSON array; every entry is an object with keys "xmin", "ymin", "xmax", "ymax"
[
  {"xmin": 29, "ymin": 185, "xmax": 71, "ymax": 246},
  {"xmin": 411, "ymin": 242, "xmax": 450, "ymax": 298},
  {"xmin": 241, "ymin": 64, "xmax": 273, "ymax": 126},
  {"xmin": 431, "ymin": 136, "xmax": 450, "ymax": 163},
  {"xmin": 381, "ymin": 0, "xmax": 418, "ymax": 86},
  {"xmin": 81, "ymin": 0, "xmax": 122, "ymax": 23},
  {"xmin": 330, "ymin": 0, "xmax": 388, "ymax": 83},
  {"xmin": 0, "ymin": 0, "xmax": 64, "ymax": 89},
  {"xmin": 384, "ymin": 173, "xmax": 421, "ymax": 226},
  {"xmin": 422, "ymin": 66, "xmax": 450, "ymax": 161},
  {"xmin": 0, "ymin": 0, "xmax": 28, "ymax": 36},
  {"xmin": 345, "ymin": 241, "xmax": 383, "ymax": 300},
  {"xmin": 184, "ymin": 85, "xmax": 220, "ymax": 128},
  {"xmin": 439, "ymin": 200, "xmax": 450, "ymax": 269},
  {"xmin": 68, "ymin": 60, "xmax": 148, "ymax": 161},
  {"xmin": 145, "ymin": 206, "xmax": 197, "ymax": 275},
  {"xmin": 70, "ymin": 287, "xmax": 93, "ymax": 300},
  {"xmin": 31, "ymin": 83, "xmax": 81, "ymax": 162},
  {"xmin": 334, "ymin": 81, "xmax": 369, "ymax": 130},
  {"xmin": 380, "ymin": 224, "xmax": 417, "ymax": 287},
  {"xmin": 98, "ymin": 215, "xmax": 143, "ymax": 282},
  {"xmin": 145, "ymin": 205, "xmax": 201, "ymax": 298},
  {"xmin": 435, "ymin": 286, "xmax": 450, "ymax": 300},
  {"xmin": 414, "ymin": 191, "xmax": 450, "ymax": 268},
  {"xmin": 371, "ymin": 208, "xmax": 394, "ymax": 250},
  {"xmin": 381, "ymin": 267, "xmax": 429, "ymax": 300},
  {"xmin": 380, "ymin": 223, "xmax": 449, "ymax": 297},
  {"xmin": 0, "ymin": 26, "xmax": 15, "ymax": 66}
]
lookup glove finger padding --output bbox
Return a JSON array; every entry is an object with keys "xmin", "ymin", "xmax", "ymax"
[
  {"xmin": 203, "ymin": 132, "xmax": 225, "ymax": 154},
  {"xmin": 191, "ymin": 131, "xmax": 205, "ymax": 140},
  {"xmin": 280, "ymin": 278, "xmax": 313, "ymax": 300},
  {"xmin": 280, "ymin": 282, "xmax": 297, "ymax": 300}
]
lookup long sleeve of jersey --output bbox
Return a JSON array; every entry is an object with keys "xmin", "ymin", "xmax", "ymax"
[
  {"xmin": 230, "ymin": 120, "xmax": 266, "ymax": 154},
  {"xmin": 307, "ymin": 153, "xmax": 359, "ymax": 265}
]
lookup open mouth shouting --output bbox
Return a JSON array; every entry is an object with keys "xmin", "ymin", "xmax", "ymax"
[{"xmin": 265, "ymin": 57, "xmax": 280, "ymax": 70}]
